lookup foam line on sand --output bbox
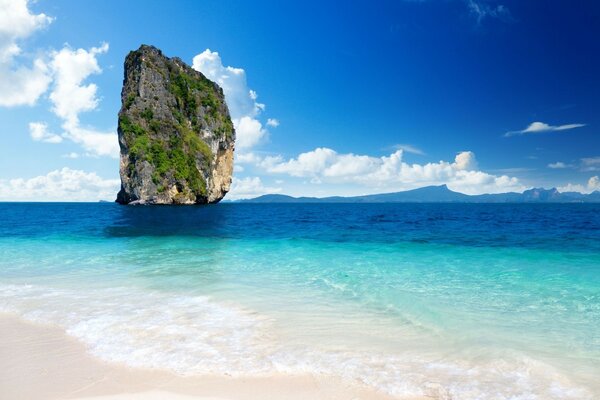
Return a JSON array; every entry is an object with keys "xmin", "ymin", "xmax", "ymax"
[{"xmin": 0, "ymin": 313, "xmax": 414, "ymax": 400}]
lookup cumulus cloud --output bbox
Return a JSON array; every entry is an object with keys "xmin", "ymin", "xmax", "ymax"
[
  {"xmin": 192, "ymin": 50, "xmax": 262, "ymax": 118},
  {"xmin": 29, "ymin": 121, "xmax": 62, "ymax": 143},
  {"xmin": 227, "ymin": 176, "xmax": 282, "ymax": 200},
  {"xmin": 0, "ymin": 0, "xmax": 118, "ymax": 158},
  {"xmin": 0, "ymin": 168, "xmax": 120, "ymax": 201},
  {"xmin": 192, "ymin": 49, "xmax": 272, "ymax": 150},
  {"xmin": 45, "ymin": 43, "xmax": 118, "ymax": 157},
  {"xmin": 236, "ymin": 152, "xmax": 281, "ymax": 166},
  {"xmin": 558, "ymin": 176, "xmax": 600, "ymax": 194},
  {"xmin": 49, "ymin": 43, "xmax": 108, "ymax": 125},
  {"xmin": 454, "ymin": 151, "xmax": 478, "ymax": 170},
  {"xmin": 235, "ymin": 116, "xmax": 267, "ymax": 150},
  {"xmin": 18, "ymin": 43, "xmax": 119, "ymax": 158},
  {"xmin": 505, "ymin": 121, "xmax": 586, "ymax": 137},
  {"xmin": 0, "ymin": 0, "xmax": 52, "ymax": 59},
  {"xmin": 268, "ymin": 148, "xmax": 339, "ymax": 178},
  {"xmin": 247, "ymin": 148, "xmax": 523, "ymax": 195},
  {"xmin": 0, "ymin": 0, "xmax": 53, "ymax": 106}
]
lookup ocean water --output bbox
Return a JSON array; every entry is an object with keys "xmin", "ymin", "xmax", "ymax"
[{"xmin": 1, "ymin": 202, "xmax": 599, "ymax": 399}]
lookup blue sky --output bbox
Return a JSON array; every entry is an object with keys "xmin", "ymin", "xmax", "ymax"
[{"xmin": 0, "ymin": 0, "xmax": 599, "ymax": 200}]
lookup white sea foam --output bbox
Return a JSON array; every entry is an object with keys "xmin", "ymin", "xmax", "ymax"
[{"xmin": 0, "ymin": 283, "xmax": 595, "ymax": 400}]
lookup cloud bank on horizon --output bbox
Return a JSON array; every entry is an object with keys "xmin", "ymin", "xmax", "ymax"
[{"xmin": 0, "ymin": 0, "xmax": 598, "ymax": 201}]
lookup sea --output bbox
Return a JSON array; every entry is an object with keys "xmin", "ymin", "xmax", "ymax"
[{"xmin": 0, "ymin": 202, "xmax": 599, "ymax": 399}]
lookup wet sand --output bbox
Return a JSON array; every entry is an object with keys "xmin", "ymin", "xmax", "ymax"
[{"xmin": 0, "ymin": 313, "xmax": 417, "ymax": 400}]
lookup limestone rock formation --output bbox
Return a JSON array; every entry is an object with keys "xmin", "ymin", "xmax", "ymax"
[{"xmin": 116, "ymin": 45, "xmax": 235, "ymax": 205}]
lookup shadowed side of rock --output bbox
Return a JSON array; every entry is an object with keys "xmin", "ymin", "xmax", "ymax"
[{"xmin": 116, "ymin": 45, "xmax": 235, "ymax": 205}]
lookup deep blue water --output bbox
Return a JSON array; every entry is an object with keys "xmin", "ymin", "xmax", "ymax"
[
  {"xmin": 2, "ymin": 202, "xmax": 600, "ymax": 251},
  {"xmin": 0, "ymin": 203, "xmax": 599, "ymax": 399}
]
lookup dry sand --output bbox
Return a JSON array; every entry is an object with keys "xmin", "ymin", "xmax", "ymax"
[{"xmin": 0, "ymin": 313, "xmax": 419, "ymax": 400}]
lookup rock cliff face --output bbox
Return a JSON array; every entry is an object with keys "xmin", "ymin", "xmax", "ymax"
[{"xmin": 116, "ymin": 45, "xmax": 235, "ymax": 205}]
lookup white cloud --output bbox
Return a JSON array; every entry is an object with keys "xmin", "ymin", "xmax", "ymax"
[
  {"xmin": 29, "ymin": 121, "xmax": 62, "ymax": 143},
  {"xmin": 251, "ymin": 148, "xmax": 523, "ymax": 195},
  {"xmin": 266, "ymin": 118, "xmax": 280, "ymax": 128},
  {"xmin": 505, "ymin": 121, "xmax": 585, "ymax": 137},
  {"xmin": 547, "ymin": 162, "xmax": 571, "ymax": 169},
  {"xmin": 192, "ymin": 49, "xmax": 272, "ymax": 150},
  {"xmin": 49, "ymin": 43, "xmax": 108, "ymax": 124},
  {"xmin": 393, "ymin": 144, "xmax": 424, "ymax": 155},
  {"xmin": 453, "ymin": 150, "xmax": 478, "ymax": 170},
  {"xmin": 227, "ymin": 176, "xmax": 281, "ymax": 200},
  {"xmin": 60, "ymin": 124, "xmax": 119, "ymax": 158},
  {"xmin": 0, "ymin": 168, "xmax": 120, "ymax": 201},
  {"xmin": 236, "ymin": 152, "xmax": 262, "ymax": 164},
  {"xmin": 192, "ymin": 50, "xmax": 256, "ymax": 117},
  {"xmin": 0, "ymin": 0, "xmax": 53, "ymax": 57},
  {"xmin": 43, "ymin": 43, "xmax": 118, "ymax": 158},
  {"xmin": 0, "ymin": 0, "xmax": 53, "ymax": 106},
  {"xmin": 558, "ymin": 176, "xmax": 600, "ymax": 194},
  {"xmin": 235, "ymin": 116, "xmax": 267, "ymax": 150},
  {"xmin": 236, "ymin": 152, "xmax": 283, "ymax": 166},
  {"xmin": 0, "ymin": 58, "xmax": 51, "ymax": 107},
  {"xmin": 0, "ymin": 1, "xmax": 117, "ymax": 157},
  {"xmin": 268, "ymin": 147, "xmax": 338, "ymax": 177}
]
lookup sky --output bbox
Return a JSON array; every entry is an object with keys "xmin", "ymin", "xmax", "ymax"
[{"xmin": 0, "ymin": 0, "xmax": 599, "ymax": 200}]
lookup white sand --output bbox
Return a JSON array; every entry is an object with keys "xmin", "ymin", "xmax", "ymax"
[{"xmin": 0, "ymin": 313, "xmax": 419, "ymax": 400}]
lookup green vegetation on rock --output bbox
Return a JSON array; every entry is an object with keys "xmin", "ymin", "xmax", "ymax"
[
  {"xmin": 119, "ymin": 114, "xmax": 210, "ymax": 196},
  {"xmin": 124, "ymin": 93, "xmax": 136, "ymax": 109},
  {"xmin": 168, "ymin": 68, "xmax": 234, "ymax": 140},
  {"xmin": 140, "ymin": 108, "xmax": 154, "ymax": 121}
]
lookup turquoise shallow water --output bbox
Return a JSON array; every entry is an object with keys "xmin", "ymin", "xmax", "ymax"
[{"xmin": 0, "ymin": 203, "xmax": 599, "ymax": 399}]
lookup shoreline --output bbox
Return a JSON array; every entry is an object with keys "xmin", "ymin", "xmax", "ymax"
[{"xmin": 0, "ymin": 313, "xmax": 411, "ymax": 400}]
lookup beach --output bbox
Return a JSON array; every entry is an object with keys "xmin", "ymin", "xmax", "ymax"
[{"xmin": 0, "ymin": 314, "xmax": 400, "ymax": 400}]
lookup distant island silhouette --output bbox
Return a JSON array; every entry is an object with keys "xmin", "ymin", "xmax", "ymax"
[{"xmin": 234, "ymin": 185, "xmax": 600, "ymax": 203}]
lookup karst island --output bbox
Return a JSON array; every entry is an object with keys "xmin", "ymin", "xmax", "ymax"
[{"xmin": 116, "ymin": 45, "xmax": 235, "ymax": 205}]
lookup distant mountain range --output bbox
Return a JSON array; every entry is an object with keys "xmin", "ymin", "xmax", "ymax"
[{"xmin": 235, "ymin": 185, "xmax": 600, "ymax": 203}]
